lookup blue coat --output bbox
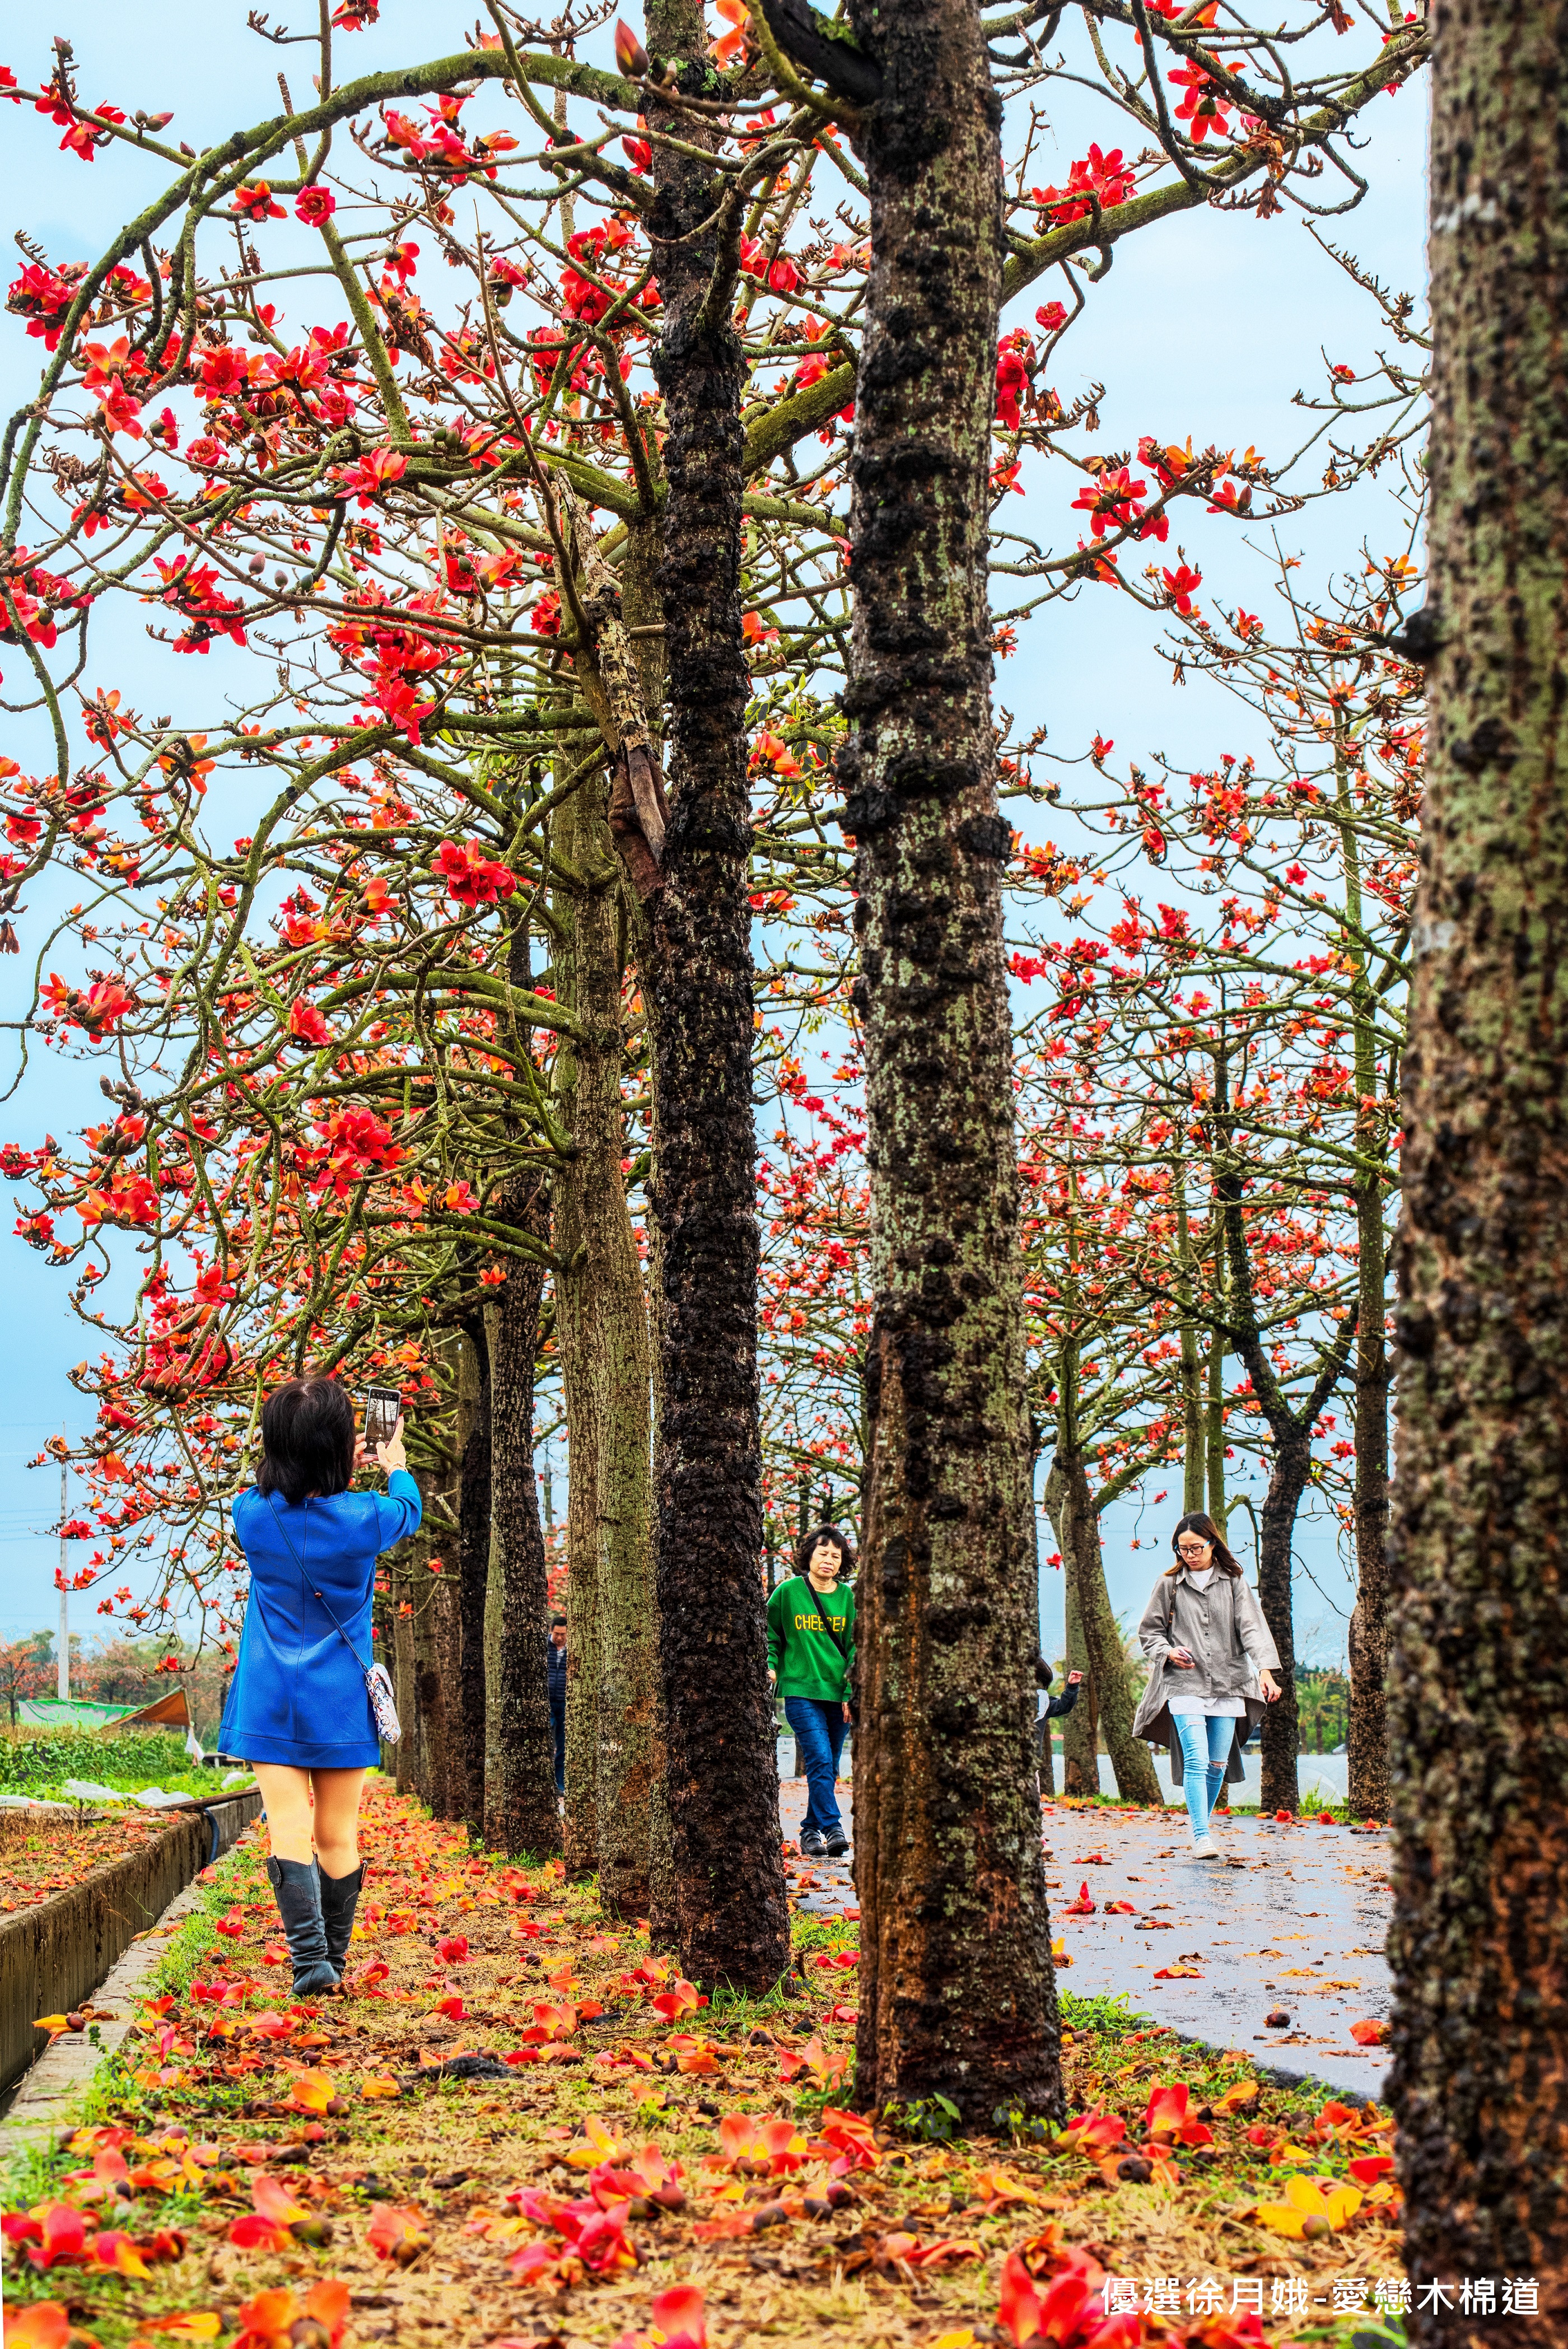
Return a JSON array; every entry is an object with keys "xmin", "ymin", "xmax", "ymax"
[{"xmin": 217, "ymin": 1470, "xmax": 421, "ymax": 1768}]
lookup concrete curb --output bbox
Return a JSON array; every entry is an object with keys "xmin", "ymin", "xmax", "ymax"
[
  {"xmin": 0, "ymin": 1790, "xmax": 262, "ymax": 2106},
  {"xmin": 0, "ymin": 1859, "xmax": 230, "ymax": 2168}
]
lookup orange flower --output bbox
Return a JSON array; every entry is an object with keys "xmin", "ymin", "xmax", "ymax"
[{"xmin": 231, "ymin": 2282, "xmax": 349, "ymax": 2349}]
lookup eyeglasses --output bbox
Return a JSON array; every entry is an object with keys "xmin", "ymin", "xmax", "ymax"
[{"xmin": 1176, "ymin": 1542, "xmax": 1210, "ymax": 1557}]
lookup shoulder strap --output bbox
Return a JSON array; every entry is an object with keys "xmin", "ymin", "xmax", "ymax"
[
  {"xmin": 818, "ymin": 1587, "xmax": 851, "ymax": 1656},
  {"xmin": 264, "ymin": 1495, "xmax": 370, "ymax": 1674}
]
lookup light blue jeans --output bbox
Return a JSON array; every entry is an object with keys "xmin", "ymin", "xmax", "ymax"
[{"xmin": 1174, "ymin": 1713, "xmax": 1234, "ymax": 1837}]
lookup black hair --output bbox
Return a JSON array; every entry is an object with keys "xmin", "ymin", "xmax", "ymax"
[
  {"xmin": 550, "ymin": 1613, "xmax": 567, "ymax": 1627},
  {"xmin": 256, "ymin": 1375, "xmax": 356, "ymax": 1504},
  {"xmin": 1166, "ymin": 1510, "xmax": 1242, "ymax": 1579},
  {"xmin": 795, "ymin": 1522, "xmax": 856, "ymax": 1577}
]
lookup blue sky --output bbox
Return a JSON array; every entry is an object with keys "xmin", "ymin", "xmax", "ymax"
[{"xmin": 0, "ymin": 5, "xmax": 1428, "ymax": 1647}]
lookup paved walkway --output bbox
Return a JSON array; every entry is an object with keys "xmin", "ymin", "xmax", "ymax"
[{"xmin": 780, "ymin": 1778, "xmax": 1393, "ymax": 2099}]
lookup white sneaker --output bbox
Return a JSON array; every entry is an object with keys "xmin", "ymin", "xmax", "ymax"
[{"xmin": 1190, "ymin": 1834, "xmax": 1219, "ymax": 1860}]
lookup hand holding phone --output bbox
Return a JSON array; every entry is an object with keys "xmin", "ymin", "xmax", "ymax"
[
  {"xmin": 362, "ymin": 1387, "xmax": 406, "ymax": 1474},
  {"xmin": 365, "ymin": 1385, "xmax": 401, "ymax": 1450}
]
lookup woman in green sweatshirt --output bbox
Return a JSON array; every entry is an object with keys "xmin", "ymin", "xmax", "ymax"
[{"xmin": 767, "ymin": 1525, "xmax": 856, "ymax": 1858}]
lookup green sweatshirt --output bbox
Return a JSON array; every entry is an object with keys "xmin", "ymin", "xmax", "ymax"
[{"xmin": 767, "ymin": 1574, "xmax": 856, "ymax": 1701}]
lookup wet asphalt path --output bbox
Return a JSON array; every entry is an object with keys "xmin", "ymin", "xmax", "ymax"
[{"xmin": 780, "ymin": 1778, "xmax": 1393, "ymax": 2100}]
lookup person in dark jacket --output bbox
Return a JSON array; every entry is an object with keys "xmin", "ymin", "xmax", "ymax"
[
  {"xmin": 547, "ymin": 1615, "xmax": 567, "ymax": 1795},
  {"xmin": 218, "ymin": 1375, "xmax": 419, "ymax": 1994},
  {"xmin": 1033, "ymin": 1655, "xmax": 1084, "ymax": 1783},
  {"xmin": 1034, "ymin": 1655, "xmax": 1085, "ymax": 1716}
]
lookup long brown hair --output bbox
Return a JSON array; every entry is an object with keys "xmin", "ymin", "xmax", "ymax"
[{"xmin": 1164, "ymin": 1510, "xmax": 1242, "ymax": 1579}]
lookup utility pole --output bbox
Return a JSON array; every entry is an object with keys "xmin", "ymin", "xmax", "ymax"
[{"xmin": 57, "ymin": 1448, "xmax": 68, "ymax": 1702}]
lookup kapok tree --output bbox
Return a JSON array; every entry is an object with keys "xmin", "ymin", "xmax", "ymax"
[
  {"xmin": 1032, "ymin": 530, "xmax": 1424, "ymax": 1816},
  {"xmin": 1386, "ymin": 0, "xmax": 1568, "ymax": 2315},
  {"xmin": 0, "ymin": 0, "xmax": 1424, "ymax": 1999}
]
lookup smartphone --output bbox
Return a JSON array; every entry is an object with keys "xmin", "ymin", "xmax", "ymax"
[{"xmin": 365, "ymin": 1385, "xmax": 402, "ymax": 1449}]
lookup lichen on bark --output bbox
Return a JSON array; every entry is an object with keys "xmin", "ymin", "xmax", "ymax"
[
  {"xmin": 837, "ymin": 0, "xmax": 1060, "ymax": 2122},
  {"xmin": 1389, "ymin": 0, "xmax": 1568, "ymax": 2323},
  {"xmin": 634, "ymin": 0, "xmax": 790, "ymax": 1993}
]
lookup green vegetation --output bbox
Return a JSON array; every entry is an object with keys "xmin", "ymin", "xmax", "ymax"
[{"xmin": 0, "ymin": 1726, "xmax": 251, "ymax": 1804}]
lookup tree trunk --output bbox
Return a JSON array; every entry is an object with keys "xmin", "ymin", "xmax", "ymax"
[
  {"xmin": 1205, "ymin": 1330, "xmax": 1229, "ymax": 1530},
  {"xmin": 1047, "ymin": 1461, "xmax": 1098, "ymax": 1797},
  {"xmin": 455, "ymin": 1323, "xmax": 491, "ymax": 1837},
  {"xmin": 486, "ymin": 1183, "xmax": 561, "ymax": 1857},
  {"xmin": 1337, "ymin": 725, "xmax": 1393, "ymax": 1825},
  {"xmin": 1388, "ymin": 0, "xmax": 1568, "ymax": 2322},
  {"xmin": 1029, "ymin": 1449, "xmax": 1053, "ymax": 1800},
  {"xmin": 553, "ymin": 751, "xmax": 657, "ymax": 1911},
  {"xmin": 562, "ymin": 1386, "xmax": 600, "ymax": 1873},
  {"xmin": 1175, "ymin": 1180, "xmax": 1206, "ymax": 1514},
  {"xmin": 1059, "ymin": 1458, "xmax": 1160, "ymax": 1803},
  {"xmin": 638, "ymin": 0, "xmax": 789, "ymax": 1992},
  {"xmin": 425, "ymin": 1572, "xmax": 463, "ymax": 1819},
  {"xmin": 1061, "ymin": 1562, "xmax": 1098, "ymax": 1797},
  {"xmin": 1347, "ymin": 1181, "xmax": 1390, "ymax": 1819},
  {"xmin": 390, "ymin": 1547, "xmax": 417, "ymax": 1795},
  {"xmin": 835, "ymin": 0, "xmax": 1059, "ymax": 2124},
  {"xmin": 1219, "ymin": 1165, "xmax": 1352, "ymax": 1819},
  {"xmin": 407, "ymin": 1449, "xmax": 461, "ymax": 1815},
  {"xmin": 1255, "ymin": 1434, "xmax": 1306, "ymax": 1815}
]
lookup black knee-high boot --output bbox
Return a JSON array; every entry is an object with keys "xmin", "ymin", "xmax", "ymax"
[
  {"xmin": 265, "ymin": 1856, "xmax": 338, "ymax": 1996},
  {"xmin": 319, "ymin": 1864, "xmax": 363, "ymax": 1978}
]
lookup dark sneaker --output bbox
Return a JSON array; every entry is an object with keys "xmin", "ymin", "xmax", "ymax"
[
  {"xmin": 800, "ymin": 1828, "xmax": 827, "ymax": 1858},
  {"xmin": 822, "ymin": 1828, "xmax": 850, "ymax": 1860}
]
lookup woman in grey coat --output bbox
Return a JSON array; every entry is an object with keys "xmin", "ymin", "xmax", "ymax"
[{"xmin": 1131, "ymin": 1512, "xmax": 1282, "ymax": 1857}]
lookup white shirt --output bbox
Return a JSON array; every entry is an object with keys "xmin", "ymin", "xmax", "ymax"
[{"xmin": 1166, "ymin": 1567, "xmax": 1247, "ymax": 1717}]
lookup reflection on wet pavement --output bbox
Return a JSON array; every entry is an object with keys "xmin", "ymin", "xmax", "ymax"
[{"xmin": 778, "ymin": 1774, "xmax": 1393, "ymax": 2099}]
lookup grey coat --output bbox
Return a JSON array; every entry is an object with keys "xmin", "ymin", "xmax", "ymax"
[{"xmin": 1131, "ymin": 1565, "xmax": 1282, "ymax": 1786}]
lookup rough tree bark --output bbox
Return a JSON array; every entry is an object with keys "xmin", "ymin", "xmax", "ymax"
[
  {"xmin": 406, "ymin": 1436, "xmax": 463, "ymax": 1816},
  {"xmin": 1387, "ymin": 0, "xmax": 1568, "ymax": 2324},
  {"xmin": 1219, "ymin": 1180, "xmax": 1355, "ymax": 1815},
  {"xmin": 561, "ymin": 1369, "xmax": 600, "ymax": 1874},
  {"xmin": 1347, "ymin": 1180, "xmax": 1390, "ymax": 1820},
  {"xmin": 1205, "ymin": 1325, "xmax": 1229, "ymax": 1530},
  {"xmin": 1060, "ymin": 1566, "xmax": 1098, "ymax": 1797},
  {"xmin": 1175, "ymin": 1178, "xmax": 1207, "ymax": 1515},
  {"xmin": 1340, "ymin": 746, "xmax": 1392, "ymax": 1822},
  {"xmin": 389, "ymin": 1547, "xmax": 417, "ymax": 1795},
  {"xmin": 455, "ymin": 1321, "xmax": 492, "ymax": 1836},
  {"xmin": 424, "ymin": 1573, "xmax": 463, "ymax": 1819},
  {"xmin": 636, "ymin": 0, "xmax": 789, "ymax": 1991},
  {"xmin": 484, "ymin": 1176, "xmax": 561, "ymax": 1857},
  {"xmin": 552, "ymin": 755, "xmax": 657, "ymax": 1915},
  {"xmin": 1046, "ymin": 1451, "xmax": 1161, "ymax": 1804},
  {"xmin": 826, "ymin": 0, "xmax": 1060, "ymax": 2121},
  {"xmin": 1028, "ymin": 1437, "xmax": 1054, "ymax": 1799}
]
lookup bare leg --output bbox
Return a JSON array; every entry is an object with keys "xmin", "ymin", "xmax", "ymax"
[
  {"xmin": 252, "ymin": 1763, "xmax": 336, "ymax": 1994},
  {"xmin": 252, "ymin": 1763, "xmax": 315, "ymax": 1863},
  {"xmin": 309, "ymin": 1767, "xmax": 368, "ymax": 1878}
]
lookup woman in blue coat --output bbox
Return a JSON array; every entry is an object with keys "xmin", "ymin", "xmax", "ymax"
[{"xmin": 219, "ymin": 1375, "xmax": 420, "ymax": 1993}]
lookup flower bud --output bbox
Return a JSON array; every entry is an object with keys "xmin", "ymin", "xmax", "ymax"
[{"xmin": 614, "ymin": 18, "xmax": 650, "ymax": 76}]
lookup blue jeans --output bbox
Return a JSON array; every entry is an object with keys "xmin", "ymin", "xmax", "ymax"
[
  {"xmin": 550, "ymin": 1698, "xmax": 565, "ymax": 1795},
  {"xmin": 1175, "ymin": 1713, "xmax": 1234, "ymax": 1837},
  {"xmin": 785, "ymin": 1696, "xmax": 847, "ymax": 1840}
]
